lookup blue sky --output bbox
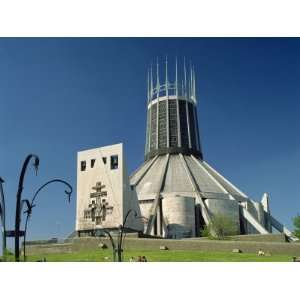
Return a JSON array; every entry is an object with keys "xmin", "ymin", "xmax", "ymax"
[{"xmin": 1, "ymin": 38, "xmax": 300, "ymax": 252}]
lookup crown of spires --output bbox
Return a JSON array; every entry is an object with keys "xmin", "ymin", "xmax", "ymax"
[{"xmin": 147, "ymin": 57, "xmax": 197, "ymax": 104}]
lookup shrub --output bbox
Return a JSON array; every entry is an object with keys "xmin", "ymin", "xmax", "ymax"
[
  {"xmin": 293, "ymin": 214, "xmax": 300, "ymax": 239},
  {"xmin": 201, "ymin": 226, "xmax": 211, "ymax": 238}
]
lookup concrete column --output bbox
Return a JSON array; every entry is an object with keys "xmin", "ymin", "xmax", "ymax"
[
  {"xmin": 157, "ymin": 203, "xmax": 162, "ymax": 236},
  {"xmin": 186, "ymin": 101, "xmax": 192, "ymax": 149},
  {"xmin": 176, "ymin": 99, "xmax": 181, "ymax": 147}
]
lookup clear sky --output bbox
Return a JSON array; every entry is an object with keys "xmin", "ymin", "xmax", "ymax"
[{"xmin": 1, "ymin": 38, "xmax": 300, "ymax": 253}]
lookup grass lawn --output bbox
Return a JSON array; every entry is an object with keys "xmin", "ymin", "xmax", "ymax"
[{"xmin": 1, "ymin": 249, "xmax": 294, "ymax": 262}]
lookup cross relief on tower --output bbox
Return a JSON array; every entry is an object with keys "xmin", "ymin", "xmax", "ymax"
[{"xmin": 83, "ymin": 181, "xmax": 113, "ymax": 225}]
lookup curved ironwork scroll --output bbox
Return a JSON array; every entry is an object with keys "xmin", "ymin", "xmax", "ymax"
[{"xmin": 22, "ymin": 179, "xmax": 72, "ymax": 261}]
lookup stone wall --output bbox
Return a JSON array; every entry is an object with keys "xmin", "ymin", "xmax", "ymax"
[
  {"xmin": 24, "ymin": 243, "xmax": 73, "ymax": 255},
  {"xmin": 25, "ymin": 234, "xmax": 300, "ymax": 257}
]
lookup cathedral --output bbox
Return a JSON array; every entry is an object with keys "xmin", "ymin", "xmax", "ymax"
[{"xmin": 76, "ymin": 58, "xmax": 296, "ymax": 241}]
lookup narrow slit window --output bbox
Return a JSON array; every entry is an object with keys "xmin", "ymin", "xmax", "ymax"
[
  {"xmin": 102, "ymin": 157, "xmax": 107, "ymax": 164},
  {"xmin": 110, "ymin": 155, "xmax": 118, "ymax": 170},
  {"xmin": 91, "ymin": 159, "xmax": 96, "ymax": 168},
  {"xmin": 81, "ymin": 161, "xmax": 86, "ymax": 171}
]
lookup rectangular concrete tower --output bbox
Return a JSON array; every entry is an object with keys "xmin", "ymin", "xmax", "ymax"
[{"xmin": 76, "ymin": 143, "xmax": 143, "ymax": 235}]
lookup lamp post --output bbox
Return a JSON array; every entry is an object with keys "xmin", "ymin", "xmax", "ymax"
[
  {"xmin": 96, "ymin": 211, "xmax": 147, "ymax": 262},
  {"xmin": 15, "ymin": 154, "xmax": 39, "ymax": 262},
  {"xmin": 103, "ymin": 230, "xmax": 116, "ymax": 262},
  {"xmin": 22, "ymin": 179, "xmax": 72, "ymax": 261},
  {"xmin": 98, "ymin": 210, "xmax": 139, "ymax": 262},
  {"xmin": 0, "ymin": 154, "xmax": 72, "ymax": 262},
  {"xmin": 116, "ymin": 209, "xmax": 138, "ymax": 262},
  {"xmin": 0, "ymin": 177, "xmax": 6, "ymax": 256}
]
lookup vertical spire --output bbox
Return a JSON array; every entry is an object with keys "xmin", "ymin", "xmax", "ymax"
[
  {"xmin": 165, "ymin": 55, "xmax": 168, "ymax": 96},
  {"xmin": 184, "ymin": 57, "xmax": 187, "ymax": 97},
  {"xmin": 150, "ymin": 63, "xmax": 153, "ymax": 100},
  {"xmin": 175, "ymin": 56, "xmax": 178, "ymax": 97},
  {"xmin": 190, "ymin": 61, "xmax": 192, "ymax": 99},
  {"xmin": 156, "ymin": 57, "xmax": 160, "ymax": 92},
  {"xmin": 193, "ymin": 66, "xmax": 196, "ymax": 103},
  {"xmin": 188, "ymin": 63, "xmax": 192, "ymax": 102},
  {"xmin": 147, "ymin": 68, "xmax": 149, "ymax": 102}
]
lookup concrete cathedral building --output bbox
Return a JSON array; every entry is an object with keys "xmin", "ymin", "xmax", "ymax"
[{"xmin": 76, "ymin": 58, "xmax": 297, "ymax": 241}]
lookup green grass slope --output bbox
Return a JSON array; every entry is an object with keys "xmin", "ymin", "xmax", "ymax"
[{"xmin": 1, "ymin": 249, "xmax": 293, "ymax": 262}]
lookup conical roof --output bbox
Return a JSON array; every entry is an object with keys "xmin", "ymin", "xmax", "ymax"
[{"xmin": 130, "ymin": 154, "xmax": 249, "ymax": 202}]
